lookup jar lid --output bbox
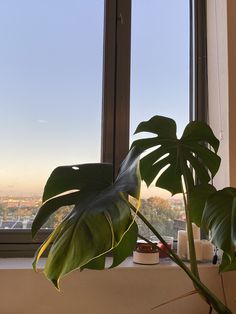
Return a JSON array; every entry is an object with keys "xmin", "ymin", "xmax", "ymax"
[{"xmin": 136, "ymin": 241, "xmax": 158, "ymax": 253}]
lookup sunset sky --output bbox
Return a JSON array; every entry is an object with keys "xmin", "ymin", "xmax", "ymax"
[{"xmin": 0, "ymin": 0, "xmax": 189, "ymax": 197}]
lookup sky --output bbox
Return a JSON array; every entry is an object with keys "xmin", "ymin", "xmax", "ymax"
[
  {"xmin": 0, "ymin": 0, "xmax": 189, "ymax": 197},
  {"xmin": 130, "ymin": 0, "xmax": 189, "ymax": 138}
]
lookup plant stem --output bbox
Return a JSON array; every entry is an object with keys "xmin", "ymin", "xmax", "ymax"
[
  {"xmin": 131, "ymin": 203, "xmax": 232, "ymax": 313},
  {"xmin": 180, "ymin": 155, "xmax": 200, "ymax": 280},
  {"xmin": 182, "ymin": 181, "xmax": 200, "ymax": 279}
]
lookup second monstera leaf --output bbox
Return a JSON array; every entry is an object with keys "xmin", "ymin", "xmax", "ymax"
[
  {"xmin": 32, "ymin": 147, "xmax": 141, "ymax": 288},
  {"xmin": 202, "ymin": 188, "xmax": 236, "ymax": 264},
  {"xmin": 132, "ymin": 115, "xmax": 220, "ymax": 195}
]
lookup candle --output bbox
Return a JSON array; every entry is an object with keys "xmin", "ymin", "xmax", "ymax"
[
  {"xmin": 133, "ymin": 241, "xmax": 159, "ymax": 265},
  {"xmin": 187, "ymin": 240, "xmax": 203, "ymax": 261},
  {"xmin": 157, "ymin": 236, "xmax": 173, "ymax": 258},
  {"xmin": 202, "ymin": 240, "xmax": 214, "ymax": 261},
  {"xmin": 177, "ymin": 230, "xmax": 188, "ymax": 259},
  {"xmin": 192, "ymin": 223, "xmax": 200, "ymax": 240}
]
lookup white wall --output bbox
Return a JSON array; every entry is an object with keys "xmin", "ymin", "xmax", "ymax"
[
  {"xmin": 207, "ymin": 0, "xmax": 236, "ymax": 188},
  {"xmin": 207, "ymin": 0, "xmax": 229, "ymax": 189},
  {"xmin": 227, "ymin": 0, "xmax": 236, "ymax": 187}
]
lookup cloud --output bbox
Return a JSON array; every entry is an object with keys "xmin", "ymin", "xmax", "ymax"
[{"xmin": 37, "ymin": 119, "xmax": 48, "ymax": 124}]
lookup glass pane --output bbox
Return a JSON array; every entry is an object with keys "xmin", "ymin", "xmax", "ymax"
[
  {"xmin": 0, "ymin": 1, "xmax": 104, "ymax": 229},
  {"xmin": 130, "ymin": 1, "xmax": 189, "ymax": 239}
]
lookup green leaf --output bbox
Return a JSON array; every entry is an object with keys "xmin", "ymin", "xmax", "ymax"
[
  {"xmin": 219, "ymin": 253, "xmax": 236, "ymax": 273},
  {"xmin": 32, "ymin": 221, "xmax": 65, "ymax": 271},
  {"xmin": 109, "ymin": 222, "xmax": 138, "ymax": 268},
  {"xmin": 32, "ymin": 191, "xmax": 81, "ymax": 238},
  {"xmin": 43, "ymin": 209, "xmax": 115, "ymax": 289},
  {"xmin": 189, "ymin": 184, "xmax": 216, "ymax": 227},
  {"xmin": 42, "ymin": 163, "xmax": 113, "ymax": 202},
  {"xmin": 115, "ymin": 146, "xmax": 141, "ymax": 199},
  {"xmin": 80, "ymin": 254, "xmax": 106, "ymax": 271},
  {"xmin": 132, "ymin": 115, "xmax": 220, "ymax": 195},
  {"xmin": 81, "ymin": 221, "xmax": 138, "ymax": 270},
  {"xmin": 202, "ymin": 188, "xmax": 236, "ymax": 261},
  {"xmin": 32, "ymin": 163, "xmax": 113, "ymax": 238},
  {"xmin": 32, "ymin": 147, "xmax": 141, "ymax": 288},
  {"xmin": 181, "ymin": 121, "xmax": 219, "ymax": 152}
]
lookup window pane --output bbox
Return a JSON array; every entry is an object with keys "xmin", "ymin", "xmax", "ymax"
[
  {"xmin": 0, "ymin": 1, "xmax": 104, "ymax": 229},
  {"xmin": 130, "ymin": 1, "xmax": 189, "ymax": 239}
]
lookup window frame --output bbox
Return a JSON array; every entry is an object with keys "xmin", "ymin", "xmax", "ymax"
[
  {"xmin": 0, "ymin": 0, "xmax": 207, "ymax": 257},
  {"xmin": 101, "ymin": 0, "xmax": 131, "ymax": 175}
]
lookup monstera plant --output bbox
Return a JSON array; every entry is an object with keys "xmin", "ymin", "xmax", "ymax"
[{"xmin": 32, "ymin": 115, "xmax": 235, "ymax": 313}]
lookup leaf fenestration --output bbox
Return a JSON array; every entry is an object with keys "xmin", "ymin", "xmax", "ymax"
[{"xmin": 132, "ymin": 115, "xmax": 220, "ymax": 195}]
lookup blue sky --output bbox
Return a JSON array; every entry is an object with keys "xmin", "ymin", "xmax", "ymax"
[
  {"xmin": 0, "ymin": 1, "xmax": 189, "ymax": 196},
  {"xmin": 131, "ymin": 0, "xmax": 189, "ymax": 137}
]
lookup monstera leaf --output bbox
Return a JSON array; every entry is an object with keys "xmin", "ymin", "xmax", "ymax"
[
  {"xmin": 201, "ymin": 188, "xmax": 236, "ymax": 265},
  {"xmin": 188, "ymin": 184, "xmax": 217, "ymax": 226},
  {"xmin": 132, "ymin": 116, "xmax": 220, "ymax": 195},
  {"xmin": 32, "ymin": 147, "xmax": 141, "ymax": 289},
  {"xmin": 187, "ymin": 184, "xmax": 236, "ymax": 272},
  {"xmin": 219, "ymin": 253, "xmax": 236, "ymax": 273}
]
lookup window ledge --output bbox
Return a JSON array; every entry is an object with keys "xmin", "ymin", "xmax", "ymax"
[
  {"xmin": 0, "ymin": 257, "xmax": 234, "ymax": 314},
  {"xmin": 0, "ymin": 256, "xmax": 217, "ymax": 270}
]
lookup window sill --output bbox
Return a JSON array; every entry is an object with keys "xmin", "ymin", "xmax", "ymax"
[
  {"xmin": 0, "ymin": 257, "xmax": 234, "ymax": 314},
  {"xmin": 0, "ymin": 256, "xmax": 218, "ymax": 270}
]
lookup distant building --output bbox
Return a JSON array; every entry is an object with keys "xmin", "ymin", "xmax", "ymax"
[{"xmin": 0, "ymin": 219, "xmax": 34, "ymax": 229}]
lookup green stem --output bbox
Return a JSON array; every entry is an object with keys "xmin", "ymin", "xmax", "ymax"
[
  {"xmin": 180, "ymin": 157, "xmax": 200, "ymax": 280},
  {"xmin": 131, "ymin": 204, "xmax": 232, "ymax": 313},
  {"xmin": 182, "ymin": 181, "xmax": 200, "ymax": 279}
]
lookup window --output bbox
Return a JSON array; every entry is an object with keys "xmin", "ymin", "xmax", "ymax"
[
  {"xmin": 0, "ymin": 0, "xmax": 104, "ymax": 255},
  {"xmin": 130, "ymin": 0, "xmax": 189, "ymax": 239},
  {"xmin": 0, "ymin": 1, "xmax": 103, "ymax": 227},
  {"xmin": 0, "ymin": 0, "xmax": 206, "ymax": 256}
]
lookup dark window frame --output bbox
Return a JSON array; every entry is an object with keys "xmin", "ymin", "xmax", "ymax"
[{"xmin": 0, "ymin": 0, "xmax": 207, "ymax": 257}]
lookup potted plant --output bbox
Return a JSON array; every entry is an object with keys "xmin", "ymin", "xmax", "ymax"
[{"xmin": 32, "ymin": 115, "xmax": 235, "ymax": 313}]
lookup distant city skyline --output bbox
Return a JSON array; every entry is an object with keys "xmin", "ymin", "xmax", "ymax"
[
  {"xmin": 0, "ymin": 1, "xmax": 189, "ymax": 197},
  {"xmin": 0, "ymin": 192, "xmax": 184, "ymax": 234}
]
